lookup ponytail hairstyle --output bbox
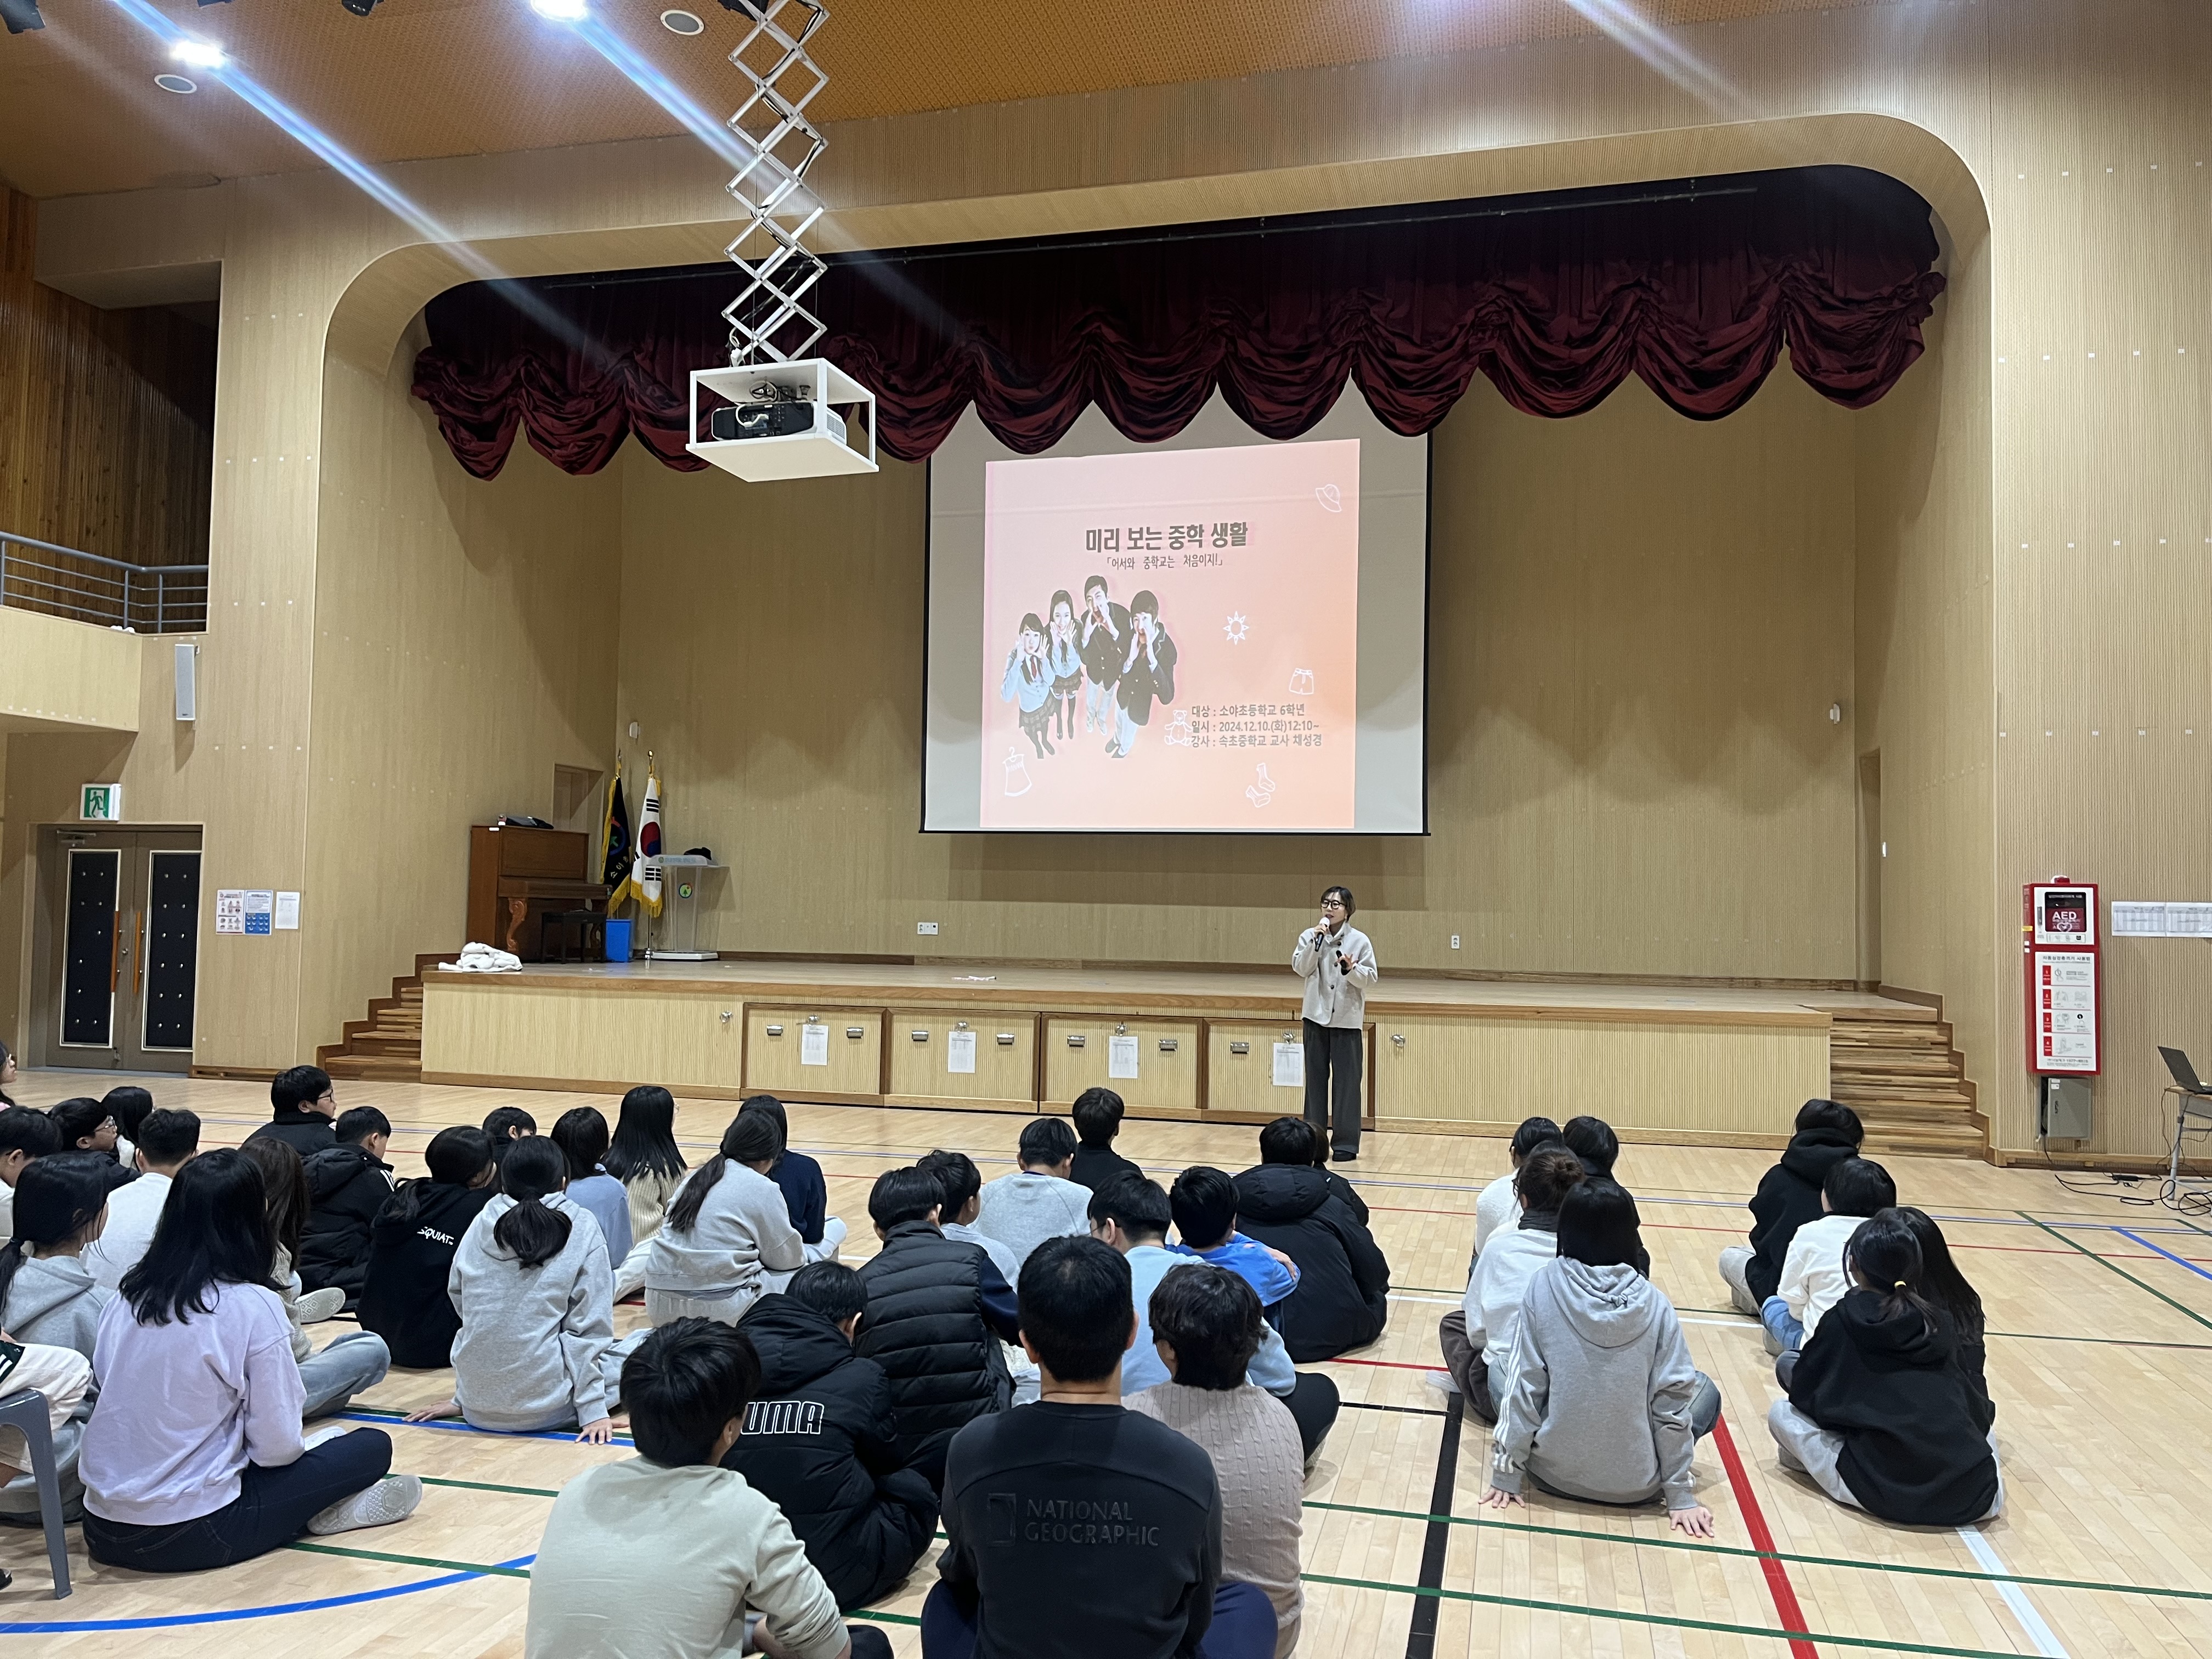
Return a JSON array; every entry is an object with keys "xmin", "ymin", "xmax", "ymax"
[
  {"xmin": 395, "ymin": 1125, "xmax": 495, "ymax": 1225},
  {"xmin": 1897, "ymin": 1205, "xmax": 1983, "ymax": 1344},
  {"xmin": 665, "ymin": 1111, "xmax": 782, "ymax": 1236},
  {"xmin": 605, "ymin": 1085, "xmax": 687, "ymax": 1186},
  {"xmin": 0, "ymin": 1152, "xmax": 126, "ymax": 1312},
  {"xmin": 492, "ymin": 1136, "xmax": 574, "ymax": 1270},
  {"xmin": 737, "ymin": 1096, "xmax": 788, "ymax": 1170},
  {"xmin": 1844, "ymin": 1208, "xmax": 1938, "ymax": 1338},
  {"xmin": 239, "ymin": 1136, "xmax": 308, "ymax": 1268}
]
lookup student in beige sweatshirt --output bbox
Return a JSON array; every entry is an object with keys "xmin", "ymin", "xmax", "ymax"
[
  {"xmin": 1128, "ymin": 1262, "xmax": 1306, "ymax": 1657},
  {"xmin": 527, "ymin": 1317, "xmax": 889, "ymax": 1659}
]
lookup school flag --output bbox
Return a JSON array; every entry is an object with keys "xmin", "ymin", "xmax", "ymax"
[
  {"xmin": 601, "ymin": 757, "xmax": 634, "ymax": 910},
  {"xmin": 633, "ymin": 757, "xmax": 664, "ymax": 917}
]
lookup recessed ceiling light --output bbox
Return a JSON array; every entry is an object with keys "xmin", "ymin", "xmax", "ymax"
[
  {"xmin": 154, "ymin": 72, "xmax": 198, "ymax": 94},
  {"xmin": 529, "ymin": 0, "xmax": 588, "ymax": 18},
  {"xmin": 170, "ymin": 38, "xmax": 226, "ymax": 69},
  {"xmin": 661, "ymin": 7, "xmax": 704, "ymax": 32}
]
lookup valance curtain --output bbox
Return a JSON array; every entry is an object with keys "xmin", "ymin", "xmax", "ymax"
[{"xmin": 411, "ymin": 166, "xmax": 1945, "ymax": 479}]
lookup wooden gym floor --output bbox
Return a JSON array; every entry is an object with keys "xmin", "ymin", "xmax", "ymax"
[{"xmin": 5, "ymin": 1073, "xmax": 2211, "ymax": 1657}]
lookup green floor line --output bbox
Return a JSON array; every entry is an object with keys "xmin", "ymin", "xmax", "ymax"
[
  {"xmin": 1297, "ymin": 1570, "xmax": 2040, "ymax": 1659},
  {"xmin": 286, "ymin": 1540, "xmax": 532, "ymax": 1578},
  {"xmin": 848, "ymin": 1611, "xmax": 924, "ymax": 1628},
  {"xmin": 1302, "ymin": 1499, "xmax": 2212, "ymax": 1604},
  {"xmin": 2018, "ymin": 1210, "xmax": 2212, "ymax": 1334},
  {"xmin": 420, "ymin": 1475, "xmax": 563, "ymax": 1498}
]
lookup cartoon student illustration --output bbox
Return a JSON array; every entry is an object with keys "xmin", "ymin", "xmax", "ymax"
[
  {"xmin": 1046, "ymin": 589, "xmax": 1084, "ymax": 744},
  {"xmin": 1111, "ymin": 589, "xmax": 1177, "ymax": 759},
  {"xmin": 1077, "ymin": 574, "xmax": 1131, "ymax": 747},
  {"xmin": 1001, "ymin": 611, "xmax": 1057, "ymax": 758}
]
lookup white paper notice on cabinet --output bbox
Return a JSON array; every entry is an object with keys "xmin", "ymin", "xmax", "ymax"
[
  {"xmin": 800, "ymin": 1023, "xmax": 830, "ymax": 1066},
  {"xmin": 947, "ymin": 1030, "xmax": 978, "ymax": 1074},
  {"xmin": 1108, "ymin": 1034, "xmax": 1140, "ymax": 1080},
  {"xmin": 1272, "ymin": 1042, "xmax": 1305, "ymax": 1088}
]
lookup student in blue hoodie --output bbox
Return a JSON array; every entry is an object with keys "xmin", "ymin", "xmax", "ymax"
[
  {"xmin": 1167, "ymin": 1166, "xmax": 1298, "ymax": 1310},
  {"xmin": 1000, "ymin": 612, "xmax": 1056, "ymax": 758}
]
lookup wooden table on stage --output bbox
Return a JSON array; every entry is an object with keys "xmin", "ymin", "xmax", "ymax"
[{"xmin": 464, "ymin": 825, "xmax": 608, "ymax": 961}]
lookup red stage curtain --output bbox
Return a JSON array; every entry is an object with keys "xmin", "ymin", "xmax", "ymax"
[{"xmin": 411, "ymin": 166, "xmax": 1945, "ymax": 478}]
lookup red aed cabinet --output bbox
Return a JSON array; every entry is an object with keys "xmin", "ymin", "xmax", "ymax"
[{"xmin": 2023, "ymin": 881, "xmax": 2100, "ymax": 1075}]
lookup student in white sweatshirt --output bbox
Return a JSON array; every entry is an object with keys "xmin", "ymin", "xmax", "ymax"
[
  {"xmin": 408, "ymin": 1136, "xmax": 641, "ymax": 1442},
  {"xmin": 84, "ymin": 1109, "xmax": 200, "ymax": 1291},
  {"xmin": 643, "ymin": 1111, "xmax": 808, "ymax": 1327},
  {"xmin": 1471, "ymin": 1118, "xmax": 1565, "ymax": 1268},
  {"xmin": 1437, "ymin": 1147, "xmax": 1585, "ymax": 1421},
  {"xmin": 1764, "ymin": 1156, "xmax": 1896, "ymax": 1364}
]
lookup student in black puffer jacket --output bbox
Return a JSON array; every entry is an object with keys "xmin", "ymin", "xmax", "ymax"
[
  {"xmin": 725, "ymin": 1263, "xmax": 938, "ymax": 1609},
  {"xmin": 298, "ymin": 1107, "xmax": 397, "ymax": 1302},
  {"xmin": 1719, "ymin": 1099, "xmax": 1864, "ymax": 1316},
  {"xmin": 1767, "ymin": 1208, "xmax": 2000, "ymax": 1527},
  {"xmin": 1232, "ymin": 1118, "xmax": 1390, "ymax": 1362},
  {"xmin": 854, "ymin": 1166, "xmax": 1020, "ymax": 1491},
  {"xmin": 358, "ymin": 1127, "xmax": 498, "ymax": 1368}
]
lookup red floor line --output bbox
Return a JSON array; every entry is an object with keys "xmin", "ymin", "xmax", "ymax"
[
  {"xmin": 1712, "ymin": 1413, "xmax": 1818, "ymax": 1659},
  {"xmin": 1319, "ymin": 1356, "xmax": 1448, "ymax": 1372}
]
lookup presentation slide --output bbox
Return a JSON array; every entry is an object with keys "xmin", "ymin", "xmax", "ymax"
[{"xmin": 926, "ymin": 388, "xmax": 1429, "ymax": 834}]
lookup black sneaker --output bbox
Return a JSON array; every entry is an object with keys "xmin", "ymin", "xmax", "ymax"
[{"xmin": 1330, "ymin": 1149, "xmax": 1358, "ymax": 1163}]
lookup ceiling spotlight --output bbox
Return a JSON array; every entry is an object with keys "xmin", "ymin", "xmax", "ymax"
[
  {"xmin": 154, "ymin": 73, "xmax": 199, "ymax": 93},
  {"xmin": 0, "ymin": 0, "xmax": 43, "ymax": 36},
  {"xmin": 529, "ymin": 0, "xmax": 588, "ymax": 18},
  {"xmin": 170, "ymin": 38, "xmax": 227, "ymax": 69},
  {"xmin": 660, "ymin": 7, "xmax": 703, "ymax": 32}
]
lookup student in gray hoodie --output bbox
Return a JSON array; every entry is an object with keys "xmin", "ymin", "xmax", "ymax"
[
  {"xmin": 407, "ymin": 1136, "xmax": 642, "ymax": 1443},
  {"xmin": 644, "ymin": 1110, "xmax": 809, "ymax": 1325},
  {"xmin": 1482, "ymin": 1182, "xmax": 1721, "ymax": 1537}
]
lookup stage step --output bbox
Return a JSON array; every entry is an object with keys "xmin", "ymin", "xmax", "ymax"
[
  {"xmin": 1824, "ymin": 1001, "xmax": 1984, "ymax": 1159},
  {"xmin": 317, "ymin": 952, "xmax": 454, "ymax": 1085}
]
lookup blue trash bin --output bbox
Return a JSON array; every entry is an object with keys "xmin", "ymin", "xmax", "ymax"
[{"xmin": 605, "ymin": 918, "xmax": 633, "ymax": 962}]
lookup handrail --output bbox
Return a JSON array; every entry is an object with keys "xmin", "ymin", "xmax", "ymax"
[{"xmin": 0, "ymin": 531, "xmax": 210, "ymax": 635}]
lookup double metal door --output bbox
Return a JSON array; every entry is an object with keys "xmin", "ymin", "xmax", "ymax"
[{"xmin": 56, "ymin": 833, "xmax": 201, "ymax": 1070}]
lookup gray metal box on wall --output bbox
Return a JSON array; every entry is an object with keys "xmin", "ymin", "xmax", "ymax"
[{"xmin": 2040, "ymin": 1074, "xmax": 2094, "ymax": 1141}]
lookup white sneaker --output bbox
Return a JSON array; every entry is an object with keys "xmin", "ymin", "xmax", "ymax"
[
  {"xmin": 307, "ymin": 1474, "xmax": 422, "ymax": 1536},
  {"xmin": 302, "ymin": 1421, "xmax": 354, "ymax": 1450},
  {"xmin": 296, "ymin": 1288, "xmax": 346, "ymax": 1324},
  {"xmin": 1422, "ymin": 1368, "xmax": 1462, "ymax": 1396}
]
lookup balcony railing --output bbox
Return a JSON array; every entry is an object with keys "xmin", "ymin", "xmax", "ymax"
[{"xmin": 0, "ymin": 532, "xmax": 208, "ymax": 635}]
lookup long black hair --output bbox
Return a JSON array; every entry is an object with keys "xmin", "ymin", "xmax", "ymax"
[
  {"xmin": 118, "ymin": 1148, "xmax": 280, "ymax": 1325},
  {"xmin": 392, "ymin": 1125, "xmax": 495, "ymax": 1226},
  {"xmin": 737, "ymin": 1095, "xmax": 788, "ymax": 1171},
  {"xmin": 0, "ymin": 1152, "xmax": 125, "ymax": 1311},
  {"xmin": 1844, "ymin": 1207, "xmax": 1940, "ymax": 1338},
  {"xmin": 605, "ymin": 1085, "xmax": 686, "ymax": 1185},
  {"xmin": 492, "ymin": 1136, "xmax": 574, "ymax": 1270},
  {"xmin": 239, "ymin": 1136, "xmax": 308, "ymax": 1267},
  {"xmin": 551, "ymin": 1107, "xmax": 613, "ymax": 1181},
  {"xmin": 665, "ymin": 1111, "xmax": 781, "ymax": 1235},
  {"xmin": 1897, "ymin": 1205, "xmax": 1983, "ymax": 1344}
]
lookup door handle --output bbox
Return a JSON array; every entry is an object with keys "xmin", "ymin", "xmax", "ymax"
[
  {"xmin": 110, "ymin": 912, "xmax": 123, "ymax": 993},
  {"xmin": 134, "ymin": 910, "xmax": 147, "ymax": 996}
]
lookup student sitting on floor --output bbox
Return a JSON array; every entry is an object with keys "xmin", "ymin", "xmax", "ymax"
[
  {"xmin": 740, "ymin": 1094, "xmax": 844, "ymax": 1256},
  {"xmin": 1232, "ymin": 1120, "xmax": 1389, "ymax": 1362},
  {"xmin": 0, "ymin": 1103, "xmax": 60, "ymax": 1237},
  {"xmin": 644, "ymin": 1110, "xmax": 808, "ymax": 1325},
  {"xmin": 1472, "ymin": 1116, "xmax": 1563, "ymax": 1261},
  {"xmin": 551, "ymin": 1107, "xmax": 634, "ymax": 1269},
  {"xmin": 973, "ymin": 1116, "xmax": 1094, "ymax": 1271},
  {"xmin": 1069, "ymin": 1087, "xmax": 1143, "ymax": 1194},
  {"xmin": 247, "ymin": 1064, "xmax": 340, "ymax": 1159},
  {"xmin": 1088, "ymin": 1175, "xmax": 1338, "ymax": 1463},
  {"xmin": 928, "ymin": 1234, "xmax": 1273, "ymax": 1659},
  {"xmin": 1129, "ymin": 1264, "xmax": 1307, "ymax": 1658},
  {"xmin": 410, "ymin": 1135, "xmax": 636, "ymax": 1443},
  {"xmin": 606, "ymin": 1084, "xmax": 690, "ymax": 1302},
  {"xmin": 0, "ymin": 1152, "xmax": 127, "ymax": 1356},
  {"xmin": 1168, "ymin": 1166, "xmax": 1299, "ymax": 1310},
  {"xmin": 79, "ymin": 1148, "xmax": 419, "ymax": 1572},
  {"xmin": 84, "ymin": 1108, "xmax": 199, "ymax": 1291},
  {"xmin": 1560, "ymin": 1115, "xmax": 1652, "ymax": 1276},
  {"xmin": 103, "ymin": 1085, "xmax": 155, "ymax": 1171},
  {"xmin": 1716, "ymin": 1098, "xmax": 1864, "ymax": 1318},
  {"xmin": 1764, "ymin": 1155, "xmax": 1897, "ymax": 1365},
  {"xmin": 1438, "ymin": 1146, "xmax": 1585, "ymax": 1423},
  {"xmin": 483, "ymin": 1105, "xmax": 538, "ymax": 1167},
  {"xmin": 358, "ymin": 1126, "xmax": 499, "ymax": 1369},
  {"xmin": 855, "ymin": 1166, "xmax": 1020, "ymax": 1491},
  {"xmin": 1482, "ymin": 1182, "xmax": 1720, "ymax": 1537},
  {"xmin": 299, "ymin": 1106, "xmax": 397, "ymax": 1303},
  {"xmin": 526, "ymin": 1317, "xmax": 891, "ymax": 1659},
  {"xmin": 240, "ymin": 1137, "xmax": 392, "ymax": 1420},
  {"xmin": 47, "ymin": 1097, "xmax": 121, "ymax": 1161},
  {"xmin": 918, "ymin": 1148, "xmax": 1039, "ymax": 1403},
  {"xmin": 725, "ymin": 1262, "xmax": 940, "ymax": 1611},
  {"xmin": 1897, "ymin": 1205, "xmax": 1991, "ymax": 1421},
  {"xmin": 1767, "ymin": 1207, "xmax": 2000, "ymax": 1526}
]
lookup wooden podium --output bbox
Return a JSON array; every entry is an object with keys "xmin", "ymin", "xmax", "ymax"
[{"xmin": 465, "ymin": 825, "xmax": 608, "ymax": 961}]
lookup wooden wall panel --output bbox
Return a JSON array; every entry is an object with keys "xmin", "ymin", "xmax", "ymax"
[{"xmin": 421, "ymin": 981, "xmax": 743, "ymax": 1092}]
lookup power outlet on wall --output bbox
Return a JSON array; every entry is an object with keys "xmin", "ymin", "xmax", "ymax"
[
  {"xmin": 917, "ymin": 921, "xmax": 939, "ymax": 936},
  {"xmin": 1450, "ymin": 934, "xmax": 1460, "ymax": 950}
]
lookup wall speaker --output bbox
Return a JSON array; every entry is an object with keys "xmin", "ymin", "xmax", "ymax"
[{"xmin": 174, "ymin": 642, "xmax": 199, "ymax": 722}]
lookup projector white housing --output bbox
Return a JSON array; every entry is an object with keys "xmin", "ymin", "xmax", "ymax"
[{"xmin": 685, "ymin": 359, "xmax": 879, "ymax": 482}]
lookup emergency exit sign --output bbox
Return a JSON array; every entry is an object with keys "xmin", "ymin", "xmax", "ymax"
[{"xmin": 79, "ymin": 784, "xmax": 122, "ymax": 821}]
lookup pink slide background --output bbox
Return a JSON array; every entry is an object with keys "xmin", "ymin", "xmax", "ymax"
[{"xmin": 980, "ymin": 438, "xmax": 1359, "ymax": 830}]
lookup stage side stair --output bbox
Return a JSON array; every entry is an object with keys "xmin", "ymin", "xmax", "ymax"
[
  {"xmin": 1822, "ymin": 1001, "xmax": 1985, "ymax": 1157},
  {"xmin": 318, "ymin": 953, "xmax": 455, "ymax": 1084}
]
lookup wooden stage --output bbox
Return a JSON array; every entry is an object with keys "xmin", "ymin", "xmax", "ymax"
[{"xmin": 420, "ymin": 958, "xmax": 1945, "ymax": 1150}]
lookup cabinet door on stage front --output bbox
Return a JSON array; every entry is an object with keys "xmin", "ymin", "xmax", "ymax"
[
  {"xmin": 744, "ymin": 1007, "xmax": 884, "ymax": 1103},
  {"xmin": 1204, "ymin": 1020, "xmax": 1340, "ymax": 1124},
  {"xmin": 1043, "ymin": 1017, "xmax": 1201, "ymax": 1117},
  {"xmin": 887, "ymin": 1011, "xmax": 1039, "ymax": 1111}
]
